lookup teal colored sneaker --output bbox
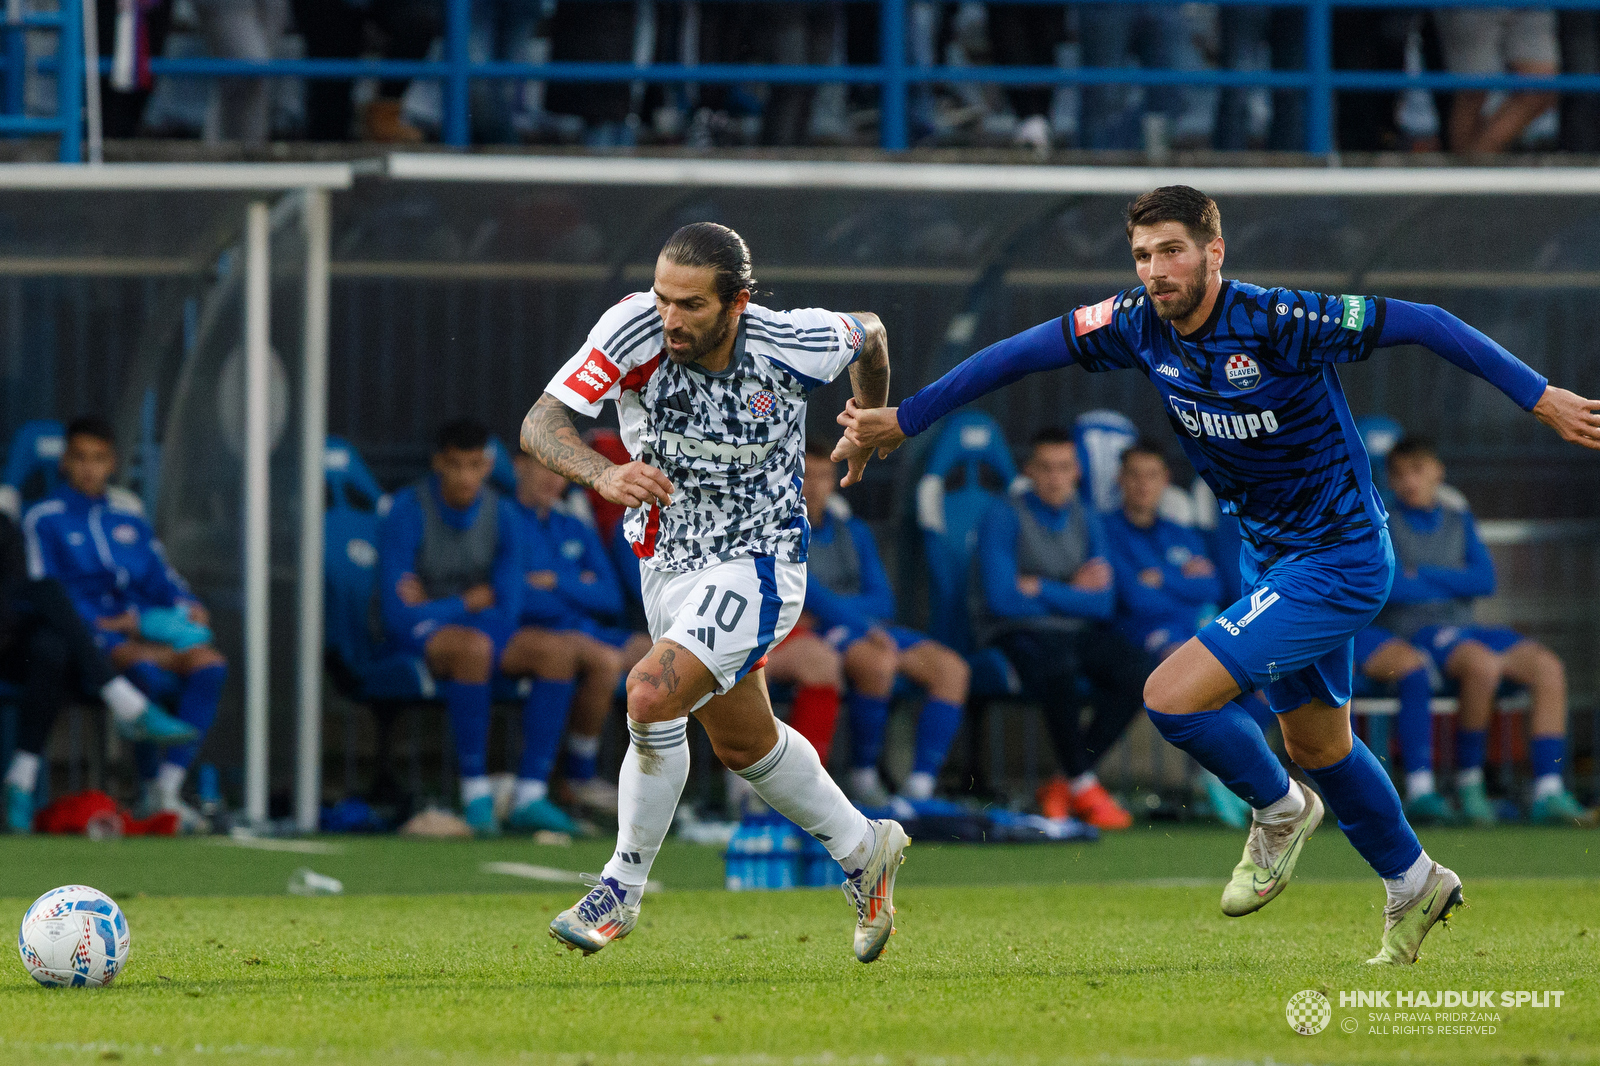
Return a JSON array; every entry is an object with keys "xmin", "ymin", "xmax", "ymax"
[
  {"xmin": 1529, "ymin": 789, "xmax": 1598, "ymax": 828},
  {"xmin": 1367, "ymin": 862, "xmax": 1465, "ymax": 965},
  {"xmin": 116, "ymin": 706, "xmax": 200, "ymax": 746},
  {"xmin": 1404, "ymin": 791, "xmax": 1460, "ymax": 826},
  {"xmin": 463, "ymin": 795, "xmax": 501, "ymax": 838},
  {"xmin": 1200, "ymin": 769, "xmax": 1251, "ymax": 829},
  {"xmin": 6, "ymin": 784, "xmax": 33, "ymax": 834},
  {"xmin": 1457, "ymin": 780, "xmax": 1498, "ymax": 826},
  {"xmin": 508, "ymin": 796, "xmax": 578, "ymax": 835}
]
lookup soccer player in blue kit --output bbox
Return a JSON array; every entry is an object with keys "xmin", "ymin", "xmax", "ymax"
[{"xmin": 837, "ymin": 186, "xmax": 1600, "ymax": 964}]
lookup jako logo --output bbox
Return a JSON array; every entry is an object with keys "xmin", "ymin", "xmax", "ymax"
[
  {"xmin": 658, "ymin": 431, "xmax": 776, "ymax": 466},
  {"xmin": 1156, "ymin": 364, "xmax": 1181, "ymax": 378},
  {"xmin": 1169, "ymin": 396, "xmax": 1280, "ymax": 441}
]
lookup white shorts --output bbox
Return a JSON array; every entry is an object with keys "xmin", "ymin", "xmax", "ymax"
[{"xmin": 641, "ymin": 556, "xmax": 806, "ymax": 695}]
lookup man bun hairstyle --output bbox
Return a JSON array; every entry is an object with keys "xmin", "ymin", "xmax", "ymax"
[
  {"xmin": 435, "ymin": 417, "xmax": 490, "ymax": 454},
  {"xmin": 65, "ymin": 415, "xmax": 117, "ymax": 449},
  {"xmin": 660, "ymin": 222, "xmax": 757, "ymax": 307},
  {"xmin": 1125, "ymin": 185, "xmax": 1222, "ymax": 246}
]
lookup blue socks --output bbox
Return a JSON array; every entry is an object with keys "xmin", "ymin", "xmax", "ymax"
[
  {"xmin": 1457, "ymin": 728, "xmax": 1487, "ymax": 772},
  {"xmin": 519, "ymin": 679, "xmax": 577, "ymax": 784},
  {"xmin": 163, "ymin": 663, "xmax": 227, "ymax": 769},
  {"xmin": 126, "ymin": 662, "xmax": 181, "ymax": 704},
  {"xmin": 1147, "ymin": 703, "xmax": 1289, "ymax": 808},
  {"xmin": 1395, "ymin": 668, "xmax": 1434, "ymax": 773},
  {"xmin": 1531, "ymin": 735, "xmax": 1564, "ymax": 780},
  {"xmin": 912, "ymin": 698, "xmax": 963, "ymax": 777},
  {"xmin": 565, "ymin": 734, "xmax": 601, "ymax": 783},
  {"xmin": 443, "ymin": 680, "xmax": 492, "ymax": 779},
  {"xmin": 847, "ymin": 694, "xmax": 892, "ymax": 771},
  {"xmin": 1302, "ymin": 737, "xmax": 1422, "ymax": 879}
]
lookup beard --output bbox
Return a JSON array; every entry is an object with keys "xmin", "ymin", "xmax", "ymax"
[
  {"xmin": 1149, "ymin": 265, "xmax": 1208, "ymax": 323},
  {"xmin": 665, "ymin": 309, "xmax": 736, "ymax": 366}
]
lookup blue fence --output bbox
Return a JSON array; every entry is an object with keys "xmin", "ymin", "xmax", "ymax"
[{"xmin": 6, "ymin": 0, "xmax": 1600, "ymax": 159}]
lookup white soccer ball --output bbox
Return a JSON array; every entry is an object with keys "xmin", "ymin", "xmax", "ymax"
[{"xmin": 17, "ymin": 885, "xmax": 131, "ymax": 988}]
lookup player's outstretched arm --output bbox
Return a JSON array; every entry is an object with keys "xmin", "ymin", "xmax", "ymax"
[
  {"xmin": 1380, "ymin": 298, "xmax": 1600, "ymax": 450},
  {"xmin": 520, "ymin": 393, "xmax": 675, "ymax": 507},
  {"xmin": 835, "ymin": 316, "xmax": 1074, "ymax": 466},
  {"xmin": 835, "ymin": 312, "xmax": 890, "ymax": 487}
]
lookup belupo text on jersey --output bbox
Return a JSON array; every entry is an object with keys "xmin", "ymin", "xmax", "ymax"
[{"xmin": 1167, "ymin": 396, "xmax": 1281, "ymax": 441}]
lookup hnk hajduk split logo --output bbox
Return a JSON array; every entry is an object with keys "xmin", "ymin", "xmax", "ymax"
[{"xmin": 1286, "ymin": 990, "xmax": 1332, "ymax": 1035}]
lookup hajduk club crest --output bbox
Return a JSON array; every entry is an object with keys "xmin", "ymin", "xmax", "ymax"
[
  {"xmin": 748, "ymin": 390, "xmax": 779, "ymax": 419},
  {"xmin": 1224, "ymin": 353, "xmax": 1260, "ymax": 391}
]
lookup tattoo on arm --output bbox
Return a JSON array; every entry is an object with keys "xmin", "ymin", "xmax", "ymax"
[
  {"xmin": 520, "ymin": 393, "xmax": 615, "ymax": 489},
  {"xmin": 847, "ymin": 312, "xmax": 890, "ymax": 409}
]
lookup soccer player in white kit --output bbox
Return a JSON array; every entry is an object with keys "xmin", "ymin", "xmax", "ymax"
[{"xmin": 522, "ymin": 222, "xmax": 910, "ymax": 963}]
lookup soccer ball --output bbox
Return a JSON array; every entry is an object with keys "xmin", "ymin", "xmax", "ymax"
[{"xmin": 17, "ymin": 885, "xmax": 131, "ymax": 988}]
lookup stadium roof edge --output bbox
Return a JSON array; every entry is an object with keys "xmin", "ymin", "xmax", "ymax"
[
  {"xmin": 384, "ymin": 154, "xmax": 1600, "ymax": 195},
  {"xmin": 0, "ymin": 163, "xmax": 354, "ymax": 190}
]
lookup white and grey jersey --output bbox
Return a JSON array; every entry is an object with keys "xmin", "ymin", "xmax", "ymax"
[{"xmin": 546, "ymin": 292, "xmax": 865, "ymax": 572}]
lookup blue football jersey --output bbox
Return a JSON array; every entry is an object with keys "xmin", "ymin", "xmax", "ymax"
[{"xmin": 1066, "ymin": 279, "xmax": 1387, "ymax": 555}]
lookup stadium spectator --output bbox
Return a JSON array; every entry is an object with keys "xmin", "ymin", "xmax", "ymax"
[
  {"xmin": 1215, "ymin": 8, "xmax": 1305, "ymax": 150},
  {"xmin": 95, "ymin": 0, "xmax": 175, "ymax": 137},
  {"xmin": 762, "ymin": 4, "xmax": 849, "ymax": 145},
  {"xmin": 986, "ymin": 3, "xmax": 1068, "ymax": 150},
  {"xmin": 512, "ymin": 451, "xmax": 650, "ymax": 815},
  {"xmin": 1376, "ymin": 436, "xmax": 1592, "ymax": 826},
  {"xmin": 468, "ymin": 0, "xmax": 546, "ymax": 144},
  {"xmin": 800, "ymin": 440, "xmax": 969, "ymax": 807},
  {"xmin": 544, "ymin": 0, "xmax": 647, "ymax": 145},
  {"xmin": 1352, "ymin": 625, "xmax": 1456, "ymax": 824},
  {"xmin": 2, "ymin": 510, "xmax": 196, "ymax": 833},
  {"xmin": 23, "ymin": 417, "xmax": 226, "ymax": 830},
  {"xmin": 290, "ymin": 0, "xmax": 439, "ymax": 142},
  {"xmin": 972, "ymin": 428, "xmax": 1144, "ymax": 829},
  {"xmin": 192, "ymin": 0, "xmax": 289, "ymax": 145},
  {"xmin": 1436, "ymin": 7, "xmax": 1559, "ymax": 153},
  {"xmin": 1332, "ymin": 10, "xmax": 1413, "ymax": 151},
  {"xmin": 377, "ymin": 419, "xmax": 573, "ymax": 836},
  {"xmin": 1076, "ymin": 4, "xmax": 1205, "ymax": 150}
]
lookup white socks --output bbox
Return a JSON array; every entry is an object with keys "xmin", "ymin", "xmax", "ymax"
[
  {"xmin": 1406, "ymin": 769, "xmax": 1436, "ymax": 801},
  {"xmin": 724, "ymin": 769, "xmax": 766, "ymax": 816},
  {"xmin": 156, "ymin": 762, "xmax": 187, "ymax": 803},
  {"xmin": 566, "ymin": 734, "xmax": 601, "ymax": 760},
  {"xmin": 1457, "ymin": 766, "xmax": 1484, "ymax": 788},
  {"xmin": 1533, "ymin": 773, "xmax": 1565, "ymax": 802},
  {"xmin": 1254, "ymin": 781, "xmax": 1306, "ymax": 825},
  {"xmin": 1071, "ymin": 771, "xmax": 1099, "ymax": 793},
  {"xmin": 736, "ymin": 721, "xmax": 872, "ymax": 869},
  {"xmin": 6, "ymin": 751, "xmax": 40, "ymax": 793},
  {"xmin": 601, "ymin": 718, "xmax": 690, "ymax": 892},
  {"xmin": 460, "ymin": 775, "xmax": 492, "ymax": 806},
  {"xmin": 902, "ymin": 771, "xmax": 936, "ymax": 801},
  {"xmin": 101, "ymin": 676, "xmax": 150, "ymax": 725},
  {"xmin": 849, "ymin": 766, "xmax": 881, "ymax": 797},
  {"xmin": 1385, "ymin": 850, "xmax": 1434, "ymax": 907},
  {"xmin": 514, "ymin": 779, "xmax": 548, "ymax": 807}
]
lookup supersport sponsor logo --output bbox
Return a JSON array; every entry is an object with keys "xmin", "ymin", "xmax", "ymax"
[{"xmin": 564, "ymin": 348, "xmax": 619, "ymax": 403}]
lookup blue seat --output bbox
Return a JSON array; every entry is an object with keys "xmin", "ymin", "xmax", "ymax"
[
  {"xmin": 322, "ymin": 438, "xmax": 434, "ymax": 703},
  {"xmin": 487, "ymin": 436, "xmax": 519, "ymax": 498},
  {"xmin": 1073, "ymin": 409, "xmax": 1139, "ymax": 514},
  {"xmin": 915, "ymin": 411, "xmax": 1021, "ymax": 699},
  {"xmin": 0, "ymin": 419, "xmax": 65, "ymax": 521}
]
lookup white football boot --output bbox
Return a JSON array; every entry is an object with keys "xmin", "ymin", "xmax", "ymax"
[
  {"xmin": 841, "ymin": 819, "xmax": 910, "ymax": 963},
  {"xmin": 549, "ymin": 875, "xmax": 639, "ymax": 956}
]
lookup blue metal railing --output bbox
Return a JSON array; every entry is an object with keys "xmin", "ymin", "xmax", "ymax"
[
  {"xmin": 0, "ymin": 1, "xmax": 82, "ymax": 161},
  {"xmin": 6, "ymin": 0, "xmax": 1599, "ymax": 161}
]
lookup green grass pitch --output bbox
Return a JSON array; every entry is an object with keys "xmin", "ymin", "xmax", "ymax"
[{"xmin": 2, "ymin": 826, "xmax": 1596, "ymax": 1065}]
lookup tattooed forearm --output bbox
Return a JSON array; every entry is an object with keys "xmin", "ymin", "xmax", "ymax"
[
  {"xmin": 846, "ymin": 311, "xmax": 890, "ymax": 410},
  {"xmin": 521, "ymin": 393, "xmax": 615, "ymax": 489}
]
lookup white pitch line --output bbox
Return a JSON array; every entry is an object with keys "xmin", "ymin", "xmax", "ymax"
[
  {"xmin": 481, "ymin": 861, "xmax": 663, "ymax": 893},
  {"xmin": 214, "ymin": 833, "xmax": 345, "ymax": 855}
]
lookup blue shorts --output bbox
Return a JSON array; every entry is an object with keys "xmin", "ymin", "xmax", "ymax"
[
  {"xmin": 1197, "ymin": 529, "xmax": 1394, "ymax": 715},
  {"xmin": 821, "ymin": 622, "xmax": 930, "ymax": 654},
  {"xmin": 1411, "ymin": 624, "xmax": 1525, "ymax": 668},
  {"xmin": 386, "ymin": 615, "xmax": 518, "ymax": 660}
]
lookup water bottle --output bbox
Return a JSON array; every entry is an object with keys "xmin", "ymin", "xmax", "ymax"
[
  {"xmin": 197, "ymin": 764, "xmax": 221, "ymax": 821},
  {"xmin": 799, "ymin": 829, "xmax": 843, "ymax": 888},
  {"xmin": 724, "ymin": 813, "xmax": 801, "ymax": 890}
]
